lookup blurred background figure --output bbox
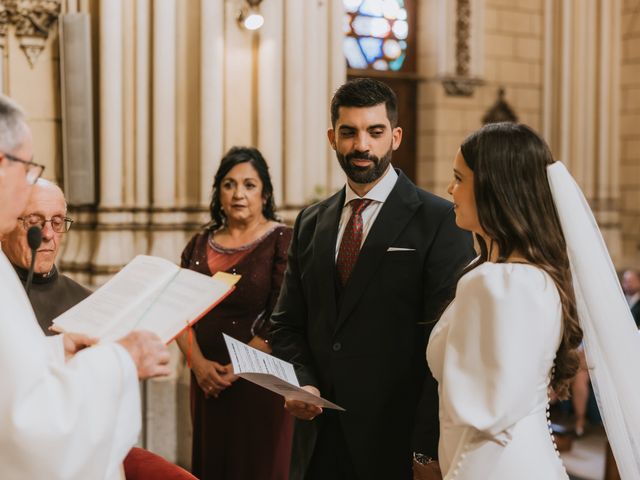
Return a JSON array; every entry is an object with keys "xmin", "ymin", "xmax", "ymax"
[{"xmin": 177, "ymin": 147, "xmax": 293, "ymax": 480}]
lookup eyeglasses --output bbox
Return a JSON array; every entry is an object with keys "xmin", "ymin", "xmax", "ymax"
[
  {"xmin": 3, "ymin": 152, "xmax": 45, "ymax": 185},
  {"xmin": 18, "ymin": 214, "xmax": 74, "ymax": 233}
]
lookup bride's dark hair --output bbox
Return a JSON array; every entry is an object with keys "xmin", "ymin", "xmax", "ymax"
[{"xmin": 459, "ymin": 122, "xmax": 582, "ymax": 399}]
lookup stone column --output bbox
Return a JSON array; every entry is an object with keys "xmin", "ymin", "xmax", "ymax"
[
  {"xmin": 327, "ymin": 0, "xmax": 347, "ymax": 191},
  {"xmin": 146, "ymin": 0, "xmax": 184, "ymax": 464},
  {"xmin": 149, "ymin": 0, "xmax": 183, "ymax": 263},
  {"xmin": 258, "ymin": 0, "xmax": 284, "ymax": 205},
  {"xmin": 283, "ymin": 0, "xmax": 305, "ymax": 207},
  {"xmin": 200, "ymin": 0, "xmax": 224, "ymax": 206},
  {"xmin": 281, "ymin": 0, "xmax": 345, "ymax": 210},
  {"xmin": 0, "ymin": 39, "xmax": 5, "ymax": 94},
  {"xmin": 135, "ymin": 0, "xmax": 151, "ymax": 255},
  {"xmin": 302, "ymin": 0, "xmax": 328, "ymax": 200},
  {"xmin": 224, "ymin": 0, "xmax": 254, "ymax": 149},
  {"xmin": 543, "ymin": 0, "xmax": 623, "ymax": 263},
  {"xmin": 92, "ymin": 0, "xmax": 135, "ymax": 286}
]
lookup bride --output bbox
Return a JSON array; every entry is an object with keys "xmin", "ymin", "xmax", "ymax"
[{"xmin": 427, "ymin": 122, "xmax": 640, "ymax": 479}]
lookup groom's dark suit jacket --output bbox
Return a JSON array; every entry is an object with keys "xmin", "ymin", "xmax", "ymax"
[{"xmin": 270, "ymin": 170, "xmax": 474, "ymax": 479}]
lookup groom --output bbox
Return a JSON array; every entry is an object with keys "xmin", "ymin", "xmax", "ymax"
[{"xmin": 270, "ymin": 78, "xmax": 474, "ymax": 479}]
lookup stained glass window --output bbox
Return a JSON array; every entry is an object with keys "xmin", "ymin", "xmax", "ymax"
[{"xmin": 343, "ymin": 0, "xmax": 409, "ymax": 71}]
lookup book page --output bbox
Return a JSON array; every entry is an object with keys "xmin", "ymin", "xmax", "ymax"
[
  {"xmin": 53, "ymin": 255, "xmax": 178, "ymax": 338},
  {"xmin": 134, "ymin": 270, "xmax": 240, "ymax": 344},
  {"xmin": 224, "ymin": 334, "xmax": 345, "ymax": 411}
]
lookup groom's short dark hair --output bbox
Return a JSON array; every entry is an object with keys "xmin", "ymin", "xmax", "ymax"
[{"xmin": 330, "ymin": 78, "xmax": 398, "ymax": 128}]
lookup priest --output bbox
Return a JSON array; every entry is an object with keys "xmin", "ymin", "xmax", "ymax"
[
  {"xmin": 0, "ymin": 95, "xmax": 170, "ymax": 479},
  {"xmin": 1, "ymin": 178, "xmax": 90, "ymax": 332}
]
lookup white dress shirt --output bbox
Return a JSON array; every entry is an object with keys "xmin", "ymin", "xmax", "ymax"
[{"xmin": 335, "ymin": 166, "xmax": 398, "ymax": 260}]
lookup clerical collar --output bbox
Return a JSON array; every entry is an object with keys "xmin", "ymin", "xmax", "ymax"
[{"xmin": 12, "ymin": 263, "xmax": 59, "ymax": 285}]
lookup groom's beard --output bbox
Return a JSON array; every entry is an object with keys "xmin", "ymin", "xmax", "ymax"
[{"xmin": 337, "ymin": 146, "xmax": 393, "ymax": 185}]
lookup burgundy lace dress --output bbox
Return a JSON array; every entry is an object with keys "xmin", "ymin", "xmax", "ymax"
[{"xmin": 181, "ymin": 225, "xmax": 293, "ymax": 480}]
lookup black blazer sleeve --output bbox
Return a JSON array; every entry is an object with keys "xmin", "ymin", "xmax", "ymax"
[
  {"xmin": 413, "ymin": 206, "xmax": 475, "ymax": 456},
  {"xmin": 269, "ymin": 210, "xmax": 321, "ymax": 388}
]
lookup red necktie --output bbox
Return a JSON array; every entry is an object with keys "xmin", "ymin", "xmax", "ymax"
[{"xmin": 336, "ymin": 198, "xmax": 372, "ymax": 286}]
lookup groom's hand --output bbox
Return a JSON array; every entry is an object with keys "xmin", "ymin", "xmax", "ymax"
[
  {"xmin": 284, "ymin": 385, "xmax": 323, "ymax": 420},
  {"xmin": 413, "ymin": 458, "xmax": 442, "ymax": 480}
]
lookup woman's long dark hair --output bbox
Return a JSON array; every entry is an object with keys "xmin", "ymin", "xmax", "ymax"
[
  {"xmin": 207, "ymin": 146, "xmax": 278, "ymax": 230},
  {"xmin": 459, "ymin": 122, "xmax": 582, "ymax": 399}
]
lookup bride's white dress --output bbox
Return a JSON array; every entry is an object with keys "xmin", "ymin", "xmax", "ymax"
[{"xmin": 427, "ymin": 262, "xmax": 570, "ymax": 479}]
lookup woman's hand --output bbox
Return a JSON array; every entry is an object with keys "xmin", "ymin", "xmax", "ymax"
[{"xmin": 192, "ymin": 358, "xmax": 237, "ymax": 398}]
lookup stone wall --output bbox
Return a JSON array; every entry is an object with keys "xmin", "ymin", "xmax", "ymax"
[
  {"xmin": 621, "ymin": 0, "xmax": 640, "ymax": 267},
  {"xmin": 416, "ymin": 0, "xmax": 545, "ymax": 198}
]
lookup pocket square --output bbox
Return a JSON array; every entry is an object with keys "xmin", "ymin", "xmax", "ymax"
[{"xmin": 386, "ymin": 247, "xmax": 416, "ymax": 252}]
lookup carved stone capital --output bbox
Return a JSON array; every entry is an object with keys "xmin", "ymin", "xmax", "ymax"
[{"xmin": 0, "ymin": 0, "xmax": 61, "ymax": 66}]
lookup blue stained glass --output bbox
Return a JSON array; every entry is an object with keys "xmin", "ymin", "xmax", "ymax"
[
  {"xmin": 383, "ymin": 39, "xmax": 402, "ymax": 59},
  {"xmin": 343, "ymin": 37, "xmax": 368, "ymax": 69},
  {"xmin": 392, "ymin": 20, "xmax": 408, "ymax": 40},
  {"xmin": 373, "ymin": 59, "xmax": 389, "ymax": 71},
  {"xmin": 389, "ymin": 52, "xmax": 405, "ymax": 71},
  {"xmin": 358, "ymin": 37, "xmax": 384, "ymax": 63},
  {"xmin": 360, "ymin": 0, "xmax": 384, "ymax": 16},
  {"xmin": 343, "ymin": 13, "xmax": 352, "ymax": 34},
  {"xmin": 382, "ymin": 0, "xmax": 400, "ymax": 19},
  {"xmin": 352, "ymin": 15, "xmax": 373, "ymax": 36},
  {"xmin": 344, "ymin": 0, "xmax": 363, "ymax": 12},
  {"xmin": 342, "ymin": 0, "xmax": 409, "ymax": 71}
]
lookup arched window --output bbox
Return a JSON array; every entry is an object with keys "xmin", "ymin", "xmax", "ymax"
[
  {"xmin": 342, "ymin": 0, "xmax": 418, "ymax": 181},
  {"xmin": 343, "ymin": 0, "xmax": 410, "ymax": 72}
]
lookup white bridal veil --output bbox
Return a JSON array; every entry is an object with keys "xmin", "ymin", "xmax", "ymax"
[{"xmin": 547, "ymin": 162, "xmax": 640, "ymax": 479}]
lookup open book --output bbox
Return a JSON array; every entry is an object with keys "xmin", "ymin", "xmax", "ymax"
[
  {"xmin": 224, "ymin": 334, "xmax": 345, "ymax": 411},
  {"xmin": 53, "ymin": 255, "xmax": 240, "ymax": 344}
]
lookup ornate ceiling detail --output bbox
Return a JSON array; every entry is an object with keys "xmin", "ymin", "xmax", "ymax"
[{"xmin": 0, "ymin": 0, "xmax": 62, "ymax": 67}]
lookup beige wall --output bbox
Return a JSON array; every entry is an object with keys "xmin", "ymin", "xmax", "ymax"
[
  {"xmin": 621, "ymin": 0, "xmax": 640, "ymax": 266},
  {"xmin": 416, "ymin": 0, "xmax": 544, "ymax": 198},
  {"xmin": 2, "ymin": 23, "xmax": 62, "ymax": 182}
]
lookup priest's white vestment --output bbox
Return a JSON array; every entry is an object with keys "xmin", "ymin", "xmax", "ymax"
[{"xmin": 0, "ymin": 250, "xmax": 140, "ymax": 479}]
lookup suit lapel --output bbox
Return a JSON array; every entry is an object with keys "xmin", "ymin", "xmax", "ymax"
[
  {"xmin": 335, "ymin": 172, "xmax": 421, "ymax": 332},
  {"xmin": 314, "ymin": 189, "xmax": 344, "ymax": 330}
]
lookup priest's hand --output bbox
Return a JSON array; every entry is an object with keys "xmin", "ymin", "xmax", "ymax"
[
  {"xmin": 63, "ymin": 332, "xmax": 98, "ymax": 361},
  {"xmin": 193, "ymin": 358, "xmax": 237, "ymax": 398},
  {"xmin": 117, "ymin": 331, "xmax": 171, "ymax": 378},
  {"xmin": 284, "ymin": 385, "xmax": 323, "ymax": 420}
]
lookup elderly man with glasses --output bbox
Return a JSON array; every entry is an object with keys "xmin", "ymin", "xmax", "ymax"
[{"xmin": 1, "ymin": 179, "xmax": 91, "ymax": 334}]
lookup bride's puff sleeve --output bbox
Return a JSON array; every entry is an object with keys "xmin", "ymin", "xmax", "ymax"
[{"xmin": 441, "ymin": 264, "xmax": 561, "ymax": 444}]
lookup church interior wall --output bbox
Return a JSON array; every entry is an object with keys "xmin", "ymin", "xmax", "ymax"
[
  {"xmin": 0, "ymin": 0, "xmax": 638, "ymax": 467},
  {"xmin": 415, "ymin": 0, "xmax": 544, "ymax": 198},
  {"xmin": 621, "ymin": 0, "xmax": 640, "ymax": 267}
]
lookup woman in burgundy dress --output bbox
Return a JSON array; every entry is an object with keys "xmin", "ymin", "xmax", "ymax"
[{"xmin": 177, "ymin": 147, "xmax": 293, "ymax": 480}]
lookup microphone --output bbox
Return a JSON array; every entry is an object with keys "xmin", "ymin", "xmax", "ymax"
[{"xmin": 25, "ymin": 226, "xmax": 42, "ymax": 295}]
